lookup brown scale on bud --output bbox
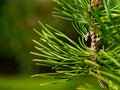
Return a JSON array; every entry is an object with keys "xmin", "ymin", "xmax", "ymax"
[
  {"xmin": 90, "ymin": 29, "xmax": 100, "ymax": 52},
  {"xmin": 91, "ymin": 0, "xmax": 101, "ymax": 10},
  {"xmin": 84, "ymin": 29, "xmax": 100, "ymax": 52}
]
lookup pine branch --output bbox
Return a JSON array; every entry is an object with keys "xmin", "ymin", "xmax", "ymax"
[{"xmin": 31, "ymin": 0, "xmax": 120, "ymax": 90}]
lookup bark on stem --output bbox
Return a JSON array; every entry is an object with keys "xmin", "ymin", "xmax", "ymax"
[{"xmin": 88, "ymin": 0, "xmax": 107, "ymax": 88}]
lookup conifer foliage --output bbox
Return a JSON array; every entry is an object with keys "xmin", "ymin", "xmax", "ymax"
[{"xmin": 31, "ymin": 0, "xmax": 120, "ymax": 89}]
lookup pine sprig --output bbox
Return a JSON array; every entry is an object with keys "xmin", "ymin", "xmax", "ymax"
[
  {"xmin": 31, "ymin": 21, "xmax": 92, "ymax": 77},
  {"xmin": 31, "ymin": 0, "xmax": 120, "ymax": 89}
]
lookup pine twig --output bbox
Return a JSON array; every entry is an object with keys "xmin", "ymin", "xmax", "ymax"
[{"xmin": 84, "ymin": 0, "xmax": 107, "ymax": 88}]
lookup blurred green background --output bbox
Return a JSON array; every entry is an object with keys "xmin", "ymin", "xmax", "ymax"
[
  {"xmin": 0, "ymin": 0, "xmax": 78, "ymax": 90},
  {"xmin": 0, "ymin": 0, "xmax": 105, "ymax": 90}
]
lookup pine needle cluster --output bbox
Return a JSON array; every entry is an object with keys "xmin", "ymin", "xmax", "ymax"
[{"xmin": 31, "ymin": 0, "xmax": 120, "ymax": 89}]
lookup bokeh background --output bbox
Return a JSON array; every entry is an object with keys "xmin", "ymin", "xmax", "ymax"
[{"xmin": 0, "ymin": 0, "xmax": 80, "ymax": 90}]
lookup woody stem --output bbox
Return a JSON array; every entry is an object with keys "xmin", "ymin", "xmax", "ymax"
[{"xmin": 89, "ymin": 0, "xmax": 107, "ymax": 88}]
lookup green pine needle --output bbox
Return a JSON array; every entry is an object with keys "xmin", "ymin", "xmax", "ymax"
[{"xmin": 31, "ymin": 0, "xmax": 120, "ymax": 90}]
